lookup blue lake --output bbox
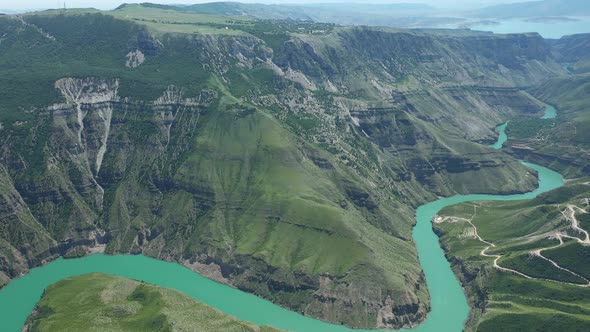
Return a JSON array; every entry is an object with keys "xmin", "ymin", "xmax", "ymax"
[{"xmin": 468, "ymin": 16, "xmax": 590, "ymax": 38}]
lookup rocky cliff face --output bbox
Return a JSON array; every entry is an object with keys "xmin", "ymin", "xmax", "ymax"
[
  {"xmin": 346, "ymin": 86, "xmax": 543, "ymax": 195},
  {"xmin": 502, "ymin": 74, "xmax": 590, "ymax": 178},
  {"xmin": 0, "ymin": 77, "xmax": 213, "ymax": 282},
  {"xmin": 272, "ymin": 28, "xmax": 562, "ymax": 93},
  {"xmin": 0, "ymin": 11, "xmax": 568, "ymax": 329},
  {"xmin": 550, "ymin": 33, "xmax": 590, "ymax": 73},
  {"xmin": 253, "ymin": 26, "xmax": 557, "ymax": 198}
]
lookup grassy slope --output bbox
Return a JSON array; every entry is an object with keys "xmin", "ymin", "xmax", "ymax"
[
  {"xmin": 98, "ymin": 98, "xmax": 426, "ymax": 326},
  {"xmin": 436, "ymin": 178, "xmax": 590, "ymax": 331},
  {"xmin": 109, "ymin": 5, "xmax": 252, "ymax": 36},
  {"xmin": 0, "ymin": 10, "xmax": 228, "ymax": 122},
  {"xmin": 0, "ymin": 5, "xmax": 334, "ymax": 124},
  {"xmin": 26, "ymin": 273, "xmax": 283, "ymax": 332}
]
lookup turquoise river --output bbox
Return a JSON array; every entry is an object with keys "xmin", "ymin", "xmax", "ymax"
[{"xmin": 0, "ymin": 118, "xmax": 564, "ymax": 332}]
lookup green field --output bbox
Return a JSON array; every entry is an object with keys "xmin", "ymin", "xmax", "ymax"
[
  {"xmin": 544, "ymin": 242, "xmax": 590, "ymax": 279},
  {"xmin": 26, "ymin": 273, "xmax": 283, "ymax": 332},
  {"xmin": 499, "ymin": 253, "xmax": 587, "ymax": 284}
]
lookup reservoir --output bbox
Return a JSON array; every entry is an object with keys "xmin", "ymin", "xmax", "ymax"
[{"xmin": 467, "ymin": 16, "xmax": 590, "ymax": 39}]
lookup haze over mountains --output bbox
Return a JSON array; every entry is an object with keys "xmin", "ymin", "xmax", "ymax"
[
  {"xmin": 0, "ymin": 0, "xmax": 528, "ymax": 12},
  {"xmin": 85, "ymin": 0, "xmax": 590, "ymax": 32},
  {"xmin": 4, "ymin": 0, "xmax": 590, "ymax": 24},
  {"xmin": 475, "ymin": 0, "xmax": 590, "ymax": 18}
]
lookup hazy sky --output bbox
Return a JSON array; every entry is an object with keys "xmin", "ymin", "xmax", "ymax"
[{"xmin": 0, "ymin": 0, "xmax": 529, "ymax": 11}]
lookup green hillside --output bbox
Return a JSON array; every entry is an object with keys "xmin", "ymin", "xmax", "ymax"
[
  {"xmin": 25, "ymin": 273, "xmax": 283, "ymax": 332},
  {"xmin": 436, "ymin": 177, "xmax": 590, "ymax": 331}
]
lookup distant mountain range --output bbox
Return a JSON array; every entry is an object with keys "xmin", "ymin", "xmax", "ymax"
[
  {"xmin": 134, "ymin": 0, "xmax": 590, "ymax": 29},
  {"xmin": 176, "ymin": 1, "xmax": 436, "ymax": 18},
  {"xmin": 0, "ymin": 9, "xmax": 20, "ymax": 14},
  {"xmin": 476, "ymin": 0, "xmax": 590, "ymax": 18},
  {"xmin": 0, "ymin": 8, "xmax": 47, "ymax": 14},
  {"xmin": 5, "ymin": 0, "xmax": 590, "ymax": 21},
  {"xmin": 137, "ymin": 2, "xmax": 460, "ymax": 28}
]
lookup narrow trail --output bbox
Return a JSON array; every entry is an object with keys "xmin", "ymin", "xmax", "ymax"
[
  {"xmin": 531, "ymin": 233, "xmax": 590, "ymax": 284},
  {"xmin": 440, "ymin": 203, "xmax": 590, "ymax": 286},
  {"xmin": 560, "ymin": 204, "xmax": 590, "ymax": 244}
]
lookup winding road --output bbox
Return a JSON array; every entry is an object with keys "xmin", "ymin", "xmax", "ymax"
[{"xmin": 440, "ymin": 202, "xmax": 590, "ymax": 287}]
